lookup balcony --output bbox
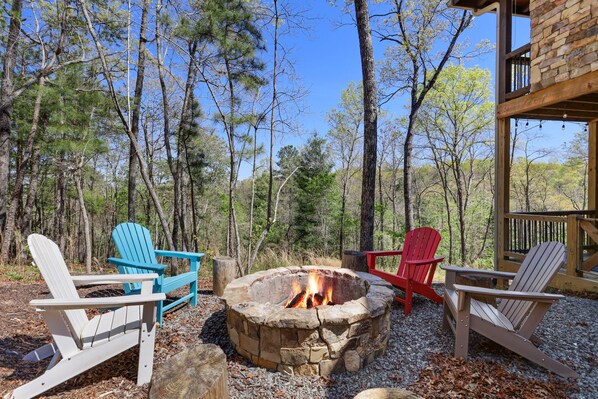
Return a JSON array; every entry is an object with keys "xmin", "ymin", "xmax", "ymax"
[{"xmin": 504, "ymin": 43, "xmax": 531, "ymax": 101}]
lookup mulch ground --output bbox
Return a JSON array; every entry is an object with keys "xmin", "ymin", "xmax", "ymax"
[{"xmin": 0, "ymin": 278, "xmax": 581, "ymax": 398}]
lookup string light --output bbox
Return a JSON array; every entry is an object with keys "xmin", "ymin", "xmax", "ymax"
[
  {"xmin": 525, "ymin": 120, "xmax": 529, "ymax": 127},
  {"xmin": 539, "ymin": 120, "xmax": 543, "ymax": 130},
  {"xmin": 515, "ymin": 118, "xmax": 518, "ymax": 128}
]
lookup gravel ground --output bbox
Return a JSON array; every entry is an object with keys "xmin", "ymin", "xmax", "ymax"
[
  {"xmin": 173, "ymin": 285, "xmax": 597, "ymax": 399},
  {"xmin": 1, "ymin": 281, "xmax": 596, "ymax": 398}
]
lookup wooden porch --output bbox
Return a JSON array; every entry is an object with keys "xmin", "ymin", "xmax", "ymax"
[
  {"xmin": 448, "ymin": 0, "xmax": 598, "ymax": 292},
  {"xmin": 501, "ymin": 210, "xmax": 598, "ymax": 291},
  {"xmin": 495, "ymin": 71, "xmax": 598, "ymax": 293}
]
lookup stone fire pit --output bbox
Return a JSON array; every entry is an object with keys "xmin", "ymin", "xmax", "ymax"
[{"xmin": 221, "ymin": 266, "xmax": 394, "ymax": 376}]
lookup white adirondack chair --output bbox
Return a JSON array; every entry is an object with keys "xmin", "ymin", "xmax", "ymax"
[
  {"xmin": 441, "ymin": 241, "xmax": 579, "ymax": 378},
  {"xmin": 6, "ymin": 234, "xmax": 165, "ymax": 399}
]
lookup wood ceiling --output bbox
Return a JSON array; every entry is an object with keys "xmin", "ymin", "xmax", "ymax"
[
  {"xmin": 449, "ymin": 0, "xmax": 531, "ymax": 17},
  {"xmin": 497, "ymin": 70, "xmax": 598, "ymax": 123}
]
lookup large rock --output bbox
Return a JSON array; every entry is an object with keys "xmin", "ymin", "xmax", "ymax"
[
  {"xmin": 354, "ymin": 388, "xmax": 423, "ymax": 399},
  {"xmin": 150, "ymin": 344, "xmax": 228, "ymax": 399}
]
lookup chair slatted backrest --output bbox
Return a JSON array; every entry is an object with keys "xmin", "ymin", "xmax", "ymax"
[
  {"xmin": 498, "ymin": 241, "xmax": 566, "ymax": 329},
  {"xmin": 28, "ymin": 234, "xmax": 88, "ymax": 340},
  {"xmin": 112, "ymin": 223, "xmax": 158, "ymax": 292},
  {"xmin": 396, "ymin": 227, "xmax": 441, "ymax": 285}
]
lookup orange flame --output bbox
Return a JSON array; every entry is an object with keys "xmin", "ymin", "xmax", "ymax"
[{"xmin": 284, "ymin": 272, "xmax": 334, "ymax": 309}]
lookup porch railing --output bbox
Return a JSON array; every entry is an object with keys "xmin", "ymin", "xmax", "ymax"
[
  {"xmin": 505, "ymin": 210, "xmax": 598, "ymax": 274},
  {"xmin": 505, "ymin": 43, "xmax": 531, "ymax": 100}
]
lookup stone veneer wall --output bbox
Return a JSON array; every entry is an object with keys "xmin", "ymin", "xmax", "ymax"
[{"xmin": 530, "ymin": 0, "xmax": 598, "ymax": 91}]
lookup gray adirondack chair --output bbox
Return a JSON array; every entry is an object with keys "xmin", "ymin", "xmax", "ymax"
[
  {"xmin": 7, "ymin": 234, "xmax": 165, "ymax": 399},
  {"xmin": 441, "ymin": 241, "xmax": 579, "ymax": 378}
]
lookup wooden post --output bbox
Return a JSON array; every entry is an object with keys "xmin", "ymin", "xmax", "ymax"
[
  {"xmin": 212, "ymin": 256, "xmax": 237, "ymax": 296},
  {"xmin": 341, "ymin": 250, "xmax": 368, "ymax": 272},
  {"xmin": 588, "ymin": 121, "xmax": 598, "ymax": 216},
  {"xmin": 495, "ymin": 118, "xmax": 511, "ymax": 271},
  {"xmin": 566, "ymin": 214, "xmax": 582, "ymax": 277},
  {"xmin": 498, "ymin": 0, "xmax": 513, "ymax": 103}
]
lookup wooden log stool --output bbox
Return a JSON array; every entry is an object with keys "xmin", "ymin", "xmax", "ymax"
[
  {"xmin": 342, "ymin": 250, "xmax": 368, "ymax": 272},
  {"xmin": 213, "ymin": 256, "xmax": 237, "ymax": 296},
  {"xmin": 354, "ymin": 388, "xmax": 423, "ymax": 399},
  {"xmin": 150, "ymin": 344, "xmax": 228, "ymax": 399}
]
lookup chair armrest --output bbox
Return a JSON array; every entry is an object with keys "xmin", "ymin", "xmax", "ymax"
[
  {"xmin": 107, "ymin": 258, "xmax": 166, "ymax": 273},
  {"xmin": 405, "ymin": 257, "xmax": 444, "ymax": 266},
  {"xmin": 362, "ymin": 250, "xmax": 403, "ymax": 257},
  {"xmin": 30, "ymin": 293, "xmax": 166, "ymax": 310},
  {"xmin": 154, "ymin": 250, "xmax": 205, "ymax": 261},
  {"xmin": 453, "ymin": 284, "xmax": 564, "ymax": 302},
  {"xmin": 441, "ymin": 265, "xmax": 516, "ymax": 280},
  {"xmin": 72, "ymin": 274, "xmax": 159, "ymax": 286}
]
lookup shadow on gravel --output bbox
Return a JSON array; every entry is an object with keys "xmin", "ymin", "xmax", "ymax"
[
  {"xmin": 199, "ymin": 309, "xmax": 234, "ymax": 355},
  {"xmin": 0, "ymin": 335, "xmax": 50, "ymax": 381}
]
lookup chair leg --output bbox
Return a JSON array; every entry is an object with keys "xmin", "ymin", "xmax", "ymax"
[
  {"xmin": 156, "ymin": 300, "xmax": 163, "ymax": 326},
  {"xmin": 404, "ymin": 280, "xmax": 413, "ymax": 316},
  {"xmin": 10, "ymin": 335, "xmax": 138, "ymax": 399},
  {"xmin": 137, "ymin": 303, "xmax": 158, "ymax": 385},
  {"xmin": 190, "ymin": 279, "xmax": 198, "ymax": 307},
  {"xmin": 454, "ymin": 305, "xmax": 470, "ymax": 358},
  {"xmin": 442, "ymin": 301, "xmax": 451, "ymax": 331},
  {"xmin": 484, "ymin": 327, "xmax": 580, "ymax": 378}
]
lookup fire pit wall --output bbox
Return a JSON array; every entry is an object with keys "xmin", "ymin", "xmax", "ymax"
[{"xmin": 221, "ymin": 266, "xmax": 394, "ymax": 376}]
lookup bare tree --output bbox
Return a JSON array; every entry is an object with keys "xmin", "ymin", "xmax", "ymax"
[
  {"xmin": 127, "ymin": 0, "xmax": 150, "ymax": 222},
  {"xmin": 327, "ymin": 82, "xmax": 363, "ymax": 257},
  {"xmin": 78, "ymin": 0, "xmax": 175, "ymax": 250},
  {"xmin": 376, "ymin": 0, "xmax": 473, "ymax": 233}
]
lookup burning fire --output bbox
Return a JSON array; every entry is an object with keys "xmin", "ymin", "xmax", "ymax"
[{"xmin": 284, "ymin": 272, "xmax": 334, "ymax": 309}]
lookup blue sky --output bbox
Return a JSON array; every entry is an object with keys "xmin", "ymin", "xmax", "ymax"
[{"xmin": 236, "ymin": 1, "xmax": 584, "ymax": 177}]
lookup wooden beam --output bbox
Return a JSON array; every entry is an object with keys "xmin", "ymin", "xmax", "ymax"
[
  {"xmin": 518, "ymin": 110, "xmax": 598, "ymax": 122},
  {"xmin": 581, "ymin": 252, "xmax": 598, "ymax": 271},
  {"xmin": 580, "ymin": 220, "xmax": 598, "ymax": 244},
  {"xmin": 566, "ymin": 214, "xmax": 582, "ymax": 277},
  {"xmin": 495, "ymin": 118, "xmax": 510, "ymax": 267},
  {"xmin": 589, "ymin": 121, "xmax": 598, "ymax": 216},
  {"xmin": 497, "ymin": 0, "xmax": 512, "ymax": 104},
  {"xmin": 497, "ymin": 70, "xmax": 598, "ymax": 119}
]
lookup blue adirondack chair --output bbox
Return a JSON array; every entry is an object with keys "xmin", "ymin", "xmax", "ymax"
[{"xmin": 108, "ymin": 222, "xmax": 204, "ymax": 324}]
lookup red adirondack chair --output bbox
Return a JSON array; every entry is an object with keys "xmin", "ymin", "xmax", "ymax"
[{"xmin": 364, "ymin": 227, "xmax": 444, "ymax": 315}]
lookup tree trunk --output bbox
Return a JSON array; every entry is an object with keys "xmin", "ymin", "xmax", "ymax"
[
  {"xmin": 0, "ymin": 0, "xmax": 24, "ymax": 232},
  {"xmin": 0, "ymin": 76, "xmax": 44, "ymax": 261},
  {"xmin": 75, "ymin": 173, "xmax": 92, "ymax": 273},
  {"xmin": 224, "ymin": 57, "xmax": 238, "ymax": 259},
  {"xmin": 127, "ymin": 0, "xmax": 150, "ymax": 222},
  {"xmin": 183, "ymin": 137, "xmax": 200, "ymax": 252},
  {"xmin": 403, "ymin": 113, "xmax": 417, "ymax": 233},
  {"xmin": 456, "ymin": 167, "xmax": 467, "ymax": 263},
  {"xmin": 21, "ymin": 144, "xmax": 41, "ymax": 238},
  {"xmin": 354, "ymin": 0, "xmax": 378, "ymax": 252},
  {"xmin": 174, "ymin": 45, "xmax": 198, "ymax": 252},
  {"xmin": 377, "ymin": 146, "xmax": 385, "ymax": 250},
  {"xmin": 266, "ymin": 0, "xmax": 279, "ymax": 224}
]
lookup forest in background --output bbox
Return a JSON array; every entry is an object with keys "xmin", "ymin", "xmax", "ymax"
[{"xmin": 0, "ymin": 0, "xmax": 589, "ymax": 276}]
